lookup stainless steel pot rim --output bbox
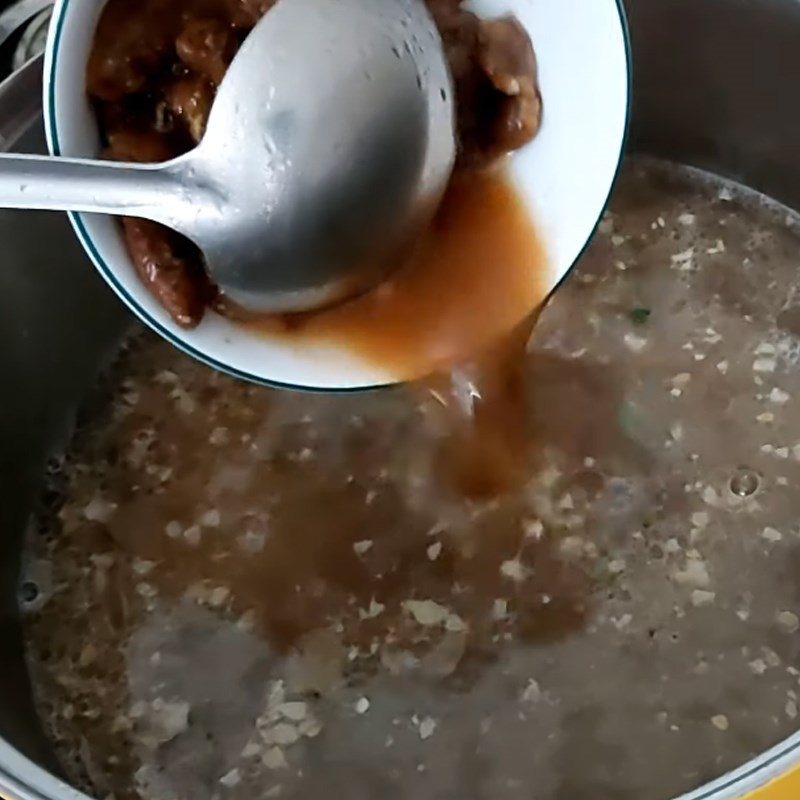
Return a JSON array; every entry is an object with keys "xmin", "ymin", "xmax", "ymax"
[
  {"xmin": 43, "ymin": 0, "xmax": 633, "ymax": 393},
  {"xmin": 1, "ymin": 707, "xmax": 800, "ymax": 800}
]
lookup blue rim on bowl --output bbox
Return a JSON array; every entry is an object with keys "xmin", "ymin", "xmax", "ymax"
[{"xmin": 43, "ymin": 0, "xmax": 633, "ymax": 393}]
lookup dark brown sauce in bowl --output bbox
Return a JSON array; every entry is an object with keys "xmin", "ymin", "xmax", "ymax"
[{"xmin": 87, "ymin": 0, "xmax": 543, "ymax": 329}]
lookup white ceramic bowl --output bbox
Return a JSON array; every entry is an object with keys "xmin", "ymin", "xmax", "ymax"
[{"xmin": 43, "ymin": 0, "xmax": 631, "ymax": 390}]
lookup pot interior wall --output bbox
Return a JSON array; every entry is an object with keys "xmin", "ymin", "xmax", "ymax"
[
  {"xmin": 0, "ymin": 125, "xmax": 128, "ymax": 769},
  {"xmin": 628, "ymin": 0, "xmax": 800, "ymax": 210}
]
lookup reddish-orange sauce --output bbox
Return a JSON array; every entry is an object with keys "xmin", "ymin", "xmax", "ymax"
[
  {"xmin": 251, "ymin": 168, "xmax": 549, "ymax": 381},
  {"xmin": 426, "ymin": 315, "xmax": 536, "ymax": 498}
]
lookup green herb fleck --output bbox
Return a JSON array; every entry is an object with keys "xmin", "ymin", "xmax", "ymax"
[{"xmin": 629, "ymin": 307, "xmax": 652, "ymax": 324}]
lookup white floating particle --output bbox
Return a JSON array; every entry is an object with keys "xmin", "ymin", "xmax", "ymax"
[
  {"xmin": 355, "ymin": 697, "xmax": 370, "ymax": 714},
  {"xmin": 614, "ymin": 613, "xmax": 633, "ymax": 631},
  {"xmin": 777, "ymin": 610, "xmax": 800, "ymax": 633},
  {"xmin": 155, "ymin": 369, "xmax": 179, "ymax": 385},
  {"xmin": 558, "ymin": 493, "xmax": 575, "ymax": 510},
  {"xmin": 692, "ymin": 590, "xmax": 716, "ymax": 607},
  {"xmin": 445, "ymin": 613, "xmax": 467, "ymax": 632},
  {"xmin": 418, "ymin": 716, "xmax": 437, "ymax": 739},
  {"xmin": 219, "ymin": 769, "xmax": 241, "ymax": 788},
  {"xmin": 624, "ymin": 333, "xmax": 648, "ymax": 353},
  {"xmin": 691, "ymin": 511, "xmax": 709, "ymax": 529},
  {"xmin": 559, "ymin": 536, "xmax": 585, "ymax": 559},
  {"xmin": 664, "ymin": 538, "xmax": 681, "ymax": 554},
  {"xmin": 353, "ymin": 540, "xmax": 373, "ymax": 556},
  {"xmin": 754, "ymin": 358, "xmax": 777, "ymax": 373},
  {"xmin": 711, "ymin": 714, "xmax": 729, "ymax": 731},
  {"xmin": 402, "ymin": 599, "xmax": 450, "ymax": 626},
  {"xmin": 209, "ymin": 586, "xmax": 230, "ymax": 608},
  {"xmin": 493, "ymin": 599, "xmax": 509, "ymax": 620},
  {"xmin": 757, "ymin": 412, "xmax": 775, "ymax": 423},
  {"xmin": 520, "ymin": 679, "xmax": 542, "ymax": 703},
  {"xmin": 706, "ymin": 239, "xmax": 726, "ymax": 255},
  {"xmin": 675, "ymin": 558, "xmax": 711, "ymax": 589},
  {"xmin": 241, "ymin": 740, "xmax": 261, "ymax": 758},
  {"xmin": 787, "ymin": 700, "xmax": 798, "ymax": 720},
  {"xmin": 427, "ymin": 542, "xmax": 442, "ymax": 561},
  {"xmin": 237, "ymin": 610, "xmax": 256, "ymax": 632},
  {"xmin": 671, "ymin": 248, "xmax": 695, "ymax": 270},
  {"xmin": 500, "ymin": 558, "xmax": 526, "ymax": 582},
  {"xmin": 608, "ymin": 559, "xmax": 626, "ymax": 574},
  {"xmin": 262, "ymin": 747, "xmax": 287, "ymax": 770},
  {"xmin": 183, "ymin": 525, "xmax": 201, "ymax": 546},
  {"xmin": 598, "ymin": 218, "xmax": 614, "ymax": 235},
  {"xmin": 200, "ymin": 509, "xmax": 221, "ymax": 527},
  {"xmin": 209, "ymin": 427, "xmax": 229, "ymax": 446},
  {"xmin": 277, "ymin": 702, "xmax": 308, "ymax": 722},
  {"xmin": 611, "ymin": 234, "xmax": 626, "ymax": 247},
  {"xmin": 770, "ymin": 388, "xmax": 791, "ymax": 404},
  {"xmin": 749, "ymin": 658, "xmax": 768, "ymax": 675},
  {"xmin": 239, "ymin": 529, "xmax": 266, "ymax": 553},
  {"xmin": 359, "ymin": 598, "xmax": 385, "ymax": 620},
  {"xmin": 132, "ymin": 558, "xmax": 155, "ymax": 575},
  {"xmin": 149, "ymin": 698, "xmax": 190, "ymax": 741},
  {"xmin": 136, "ymin": 582, "xmax": 157, "ymax": 599},
  {"xmin": 298, "ymin": 717, "xmax": 322, "ymax": 738},
  {"xmin": 523, "ymin": 519, "xmax": 544, "ymax": 540},
  {"xmin": 762, "ymin": 527, "xmax": 783, "ymax": 543},
  {"xmin": 776, "ymin": 447, "xmax": 790, "ymax": 459},
  {"xmin": 84, "ymin": 497, "xmax": 117, "ymax": 523},
  {"xmin": 678, "ymin": 212, "xmax": 696, "ymax": 226},
  {"xmin": 165, "ymin": 520, "xmax": 182, "ymax": 538},
  {"xmin": 716, "ymin": 360, "xmax": 729, "ymax": 375},
  {"xmin": 263, "ymin": 723, "xmax": 300, "ymax": 746}
]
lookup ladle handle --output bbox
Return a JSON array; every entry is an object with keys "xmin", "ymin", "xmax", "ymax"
[{"xmin": 0, "ymin": 151, "xmax": 188, "ymax": 217}]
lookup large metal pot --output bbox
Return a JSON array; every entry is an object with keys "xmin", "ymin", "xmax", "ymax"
[{"xmin": 2, "ymin": 0, "xmax": 800, "ymax": 798}]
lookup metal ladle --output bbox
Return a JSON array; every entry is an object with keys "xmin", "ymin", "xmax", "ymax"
[{"xmin": 0, "ymin": 0, "xmax": 455, "ymax": 312}]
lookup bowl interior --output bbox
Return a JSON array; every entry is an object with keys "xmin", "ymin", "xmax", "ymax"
[{"xmin": 44, "ymin": 0, "xmax": 630, "ymax": 390}]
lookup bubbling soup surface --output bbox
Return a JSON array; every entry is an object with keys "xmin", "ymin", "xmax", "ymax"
[{"xmin": 23, "ymin": 159, "xmax": 800, "ymax": 800}]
